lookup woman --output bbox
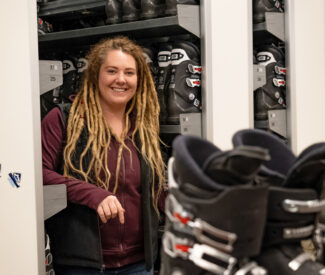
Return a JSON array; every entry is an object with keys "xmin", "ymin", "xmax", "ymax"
[{"xmin": 42, "ymin": 36, "xmax": 166, "ymax": 275}]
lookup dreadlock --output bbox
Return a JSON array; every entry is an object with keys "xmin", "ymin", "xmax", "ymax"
[{"xmin": 63, "ymin": 36, "xmax": 165, "ymax": 215}]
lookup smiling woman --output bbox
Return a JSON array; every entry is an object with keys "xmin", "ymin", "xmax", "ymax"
[{"xmin": 41, "ymin": 36, "xmax": 167, "ymax": 275}]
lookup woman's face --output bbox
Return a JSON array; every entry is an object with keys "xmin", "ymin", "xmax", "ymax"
[{"xmin": 98, "ymin": 49, "xmax": 138, "ymax": 112}]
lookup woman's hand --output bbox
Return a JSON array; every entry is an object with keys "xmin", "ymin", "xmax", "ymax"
[{"xmin": 97, "ymin": 195, "xmax": 125, "ymax": 224}]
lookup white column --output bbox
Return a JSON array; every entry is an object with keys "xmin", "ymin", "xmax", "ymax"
[
  {"xmin": 0, "ymin": 1, "xmax": 44, "ymax": 275},
  {"xmin": 200, "ymin": 0, "xmax": 253, "ymax": 150},
  {"xmin": 285, "ymin": 0, "xmax": 325, "ymax": 154}
]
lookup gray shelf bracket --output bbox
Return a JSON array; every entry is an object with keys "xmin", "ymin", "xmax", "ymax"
[
  {"xmin": 254, "ymin": 109, "xmax": 287, "ymax": 138},
  {"xmin": 44, "ymin": 184, "xmax": 67, "ymax": 220},
  {"xmin": 265, "ymin": 12, "xmax": 285, "ymax": 41},
  {"xmin": 180, "ymin": 113, "xmax": 202, "ymax": 137},
  {"xmin": 253, "ymin": 64, "xmax": 266, "ymax": 90},
  {"xmin": 39, "ymin": 60, "xmax": 63, "ymax": 95},
  {"xmin": 268, "ymin": 109, "xmax": 287, "ymax": 138},
  {"xmin": 177, "ymin": 4, "xmax": 200, "ymax": 38}
]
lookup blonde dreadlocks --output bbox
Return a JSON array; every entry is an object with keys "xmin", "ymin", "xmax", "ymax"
[{"xmin": 63, "ymin": 36, "xmax": 165, "ymax": 215}]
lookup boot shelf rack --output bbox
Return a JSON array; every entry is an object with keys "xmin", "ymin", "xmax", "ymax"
[{"xmin": 38, "ymin": 3, "xmax": 200, "ymax": 49}]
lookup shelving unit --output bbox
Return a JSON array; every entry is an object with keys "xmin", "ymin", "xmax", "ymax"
[{"xmin": 38, "ymin": 3, "xmax": 202, "ymax": 136}]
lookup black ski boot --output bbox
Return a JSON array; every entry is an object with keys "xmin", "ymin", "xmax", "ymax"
[
  {"xmin": 60, "ymin": 56, "xmax": 78, "ymax": 103},
  {"xmin": 122, "ymin": 0, "xmax": 140, "ymax": 22},
  {"xmin": 160, "ymin": 135, "xmax": 270, "ymax": 275},
  {"xmin": 75, "ymin": 54, "xmax": 88, "ymax": 93},
  {"xmin": 105, "ymin": 0, "xmax": 122, "ymax": 24},
  {"xmin": 253, "ymin": 0, "xmax": 284, "ymax": 24},
  {"xmin": 165, "ymin": 0, "xmax": 198, "ymax": 16},
  {"xmin": 167, "ymin": 41, "xmax": 201, "ymax": 124},
  {"xmin": 38, "ymin": 17, "xmax": 53, "ymax": 35},
  {"xmin": 254, "ymin": 44, "xmax": 286, "ymax": 121},
  {"xmin": 141, "ymin": 0, "xmax": 164, "ymax": 19},
  {"xmin": 156, "ymin": 43, "xmax": 172, "ymax": 124},
  {"xmin": 233, "ymin": 128, "xmax": 325, "ymax": 275}
]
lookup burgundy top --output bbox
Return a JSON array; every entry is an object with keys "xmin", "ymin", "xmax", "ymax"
[{"xmin": 42, "ymin": 107, "xmax": 165, "ymax": 268}]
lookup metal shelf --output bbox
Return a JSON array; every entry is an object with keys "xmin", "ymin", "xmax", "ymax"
[
  {"xmin": 254, "ymin": 109, "xmax": 287, "ymax": 138},
  {"xmin": 38, "ymin": 4, "xmax": 200, "ymax": 49}
]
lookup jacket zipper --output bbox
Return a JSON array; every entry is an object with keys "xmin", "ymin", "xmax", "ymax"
[
  {"xmin": 120, "ymin": 154, "xmax": 126, "ymax": 253},
  {"xmin": 97, "ymin": 217, "xmax": 105, "ymax": 272}
]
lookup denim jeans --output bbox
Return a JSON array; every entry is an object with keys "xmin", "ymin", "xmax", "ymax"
[{"xmin": 55, "ymin": 261, "xmax": 154, "ymax": 275}]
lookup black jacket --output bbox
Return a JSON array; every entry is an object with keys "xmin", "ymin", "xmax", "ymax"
[{"xmin": 45, "ymin": 104, "xmax": 159, "ymax": 271}]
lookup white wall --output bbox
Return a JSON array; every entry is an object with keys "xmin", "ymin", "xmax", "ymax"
[
  {"xmin": 0, "ymin": 1, "xmax": 44, "ymax": 274},
  {"xmin": 286, "ymin": 0, "xmax": 325, "ymax": 154}
]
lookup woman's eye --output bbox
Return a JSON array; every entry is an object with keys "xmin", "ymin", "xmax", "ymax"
[
  {"xmin": 126, "ymin": 71, "xmax": 135, "ymax": 76},
  {"xmin": 107, "ymin": 70, "xmax": 116, "ymax": 74}
]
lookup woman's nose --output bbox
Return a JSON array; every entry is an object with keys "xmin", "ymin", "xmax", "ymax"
[{"xmin": 116, "ymin": 72, "xmax": 126, "ymax": 83}]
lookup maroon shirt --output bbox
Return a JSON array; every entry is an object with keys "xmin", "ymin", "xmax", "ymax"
[{"xmin": 42, "ymin": 107, "xmax": 147, "ymax": 268}]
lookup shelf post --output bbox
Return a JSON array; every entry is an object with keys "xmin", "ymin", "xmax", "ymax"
[
  {"xmin": 200, "ymin": 0, "xmax": 254, "ymax": 149},
  {"xmin": 0, "ymin": 1, "xmax": 45, "ymax": 274},
  {"xmin": 285, "ymin": 0, "xmax": 325, "ymax": 154}
]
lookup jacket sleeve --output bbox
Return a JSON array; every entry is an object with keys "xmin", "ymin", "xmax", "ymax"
[{"xmin": 41, "ymin": 107, "xmax": 112, "ymax": 211}]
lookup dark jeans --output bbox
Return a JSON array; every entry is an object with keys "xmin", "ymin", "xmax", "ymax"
[{"xmin": 55, "ymin": 262, "xmax": 154, "ymax": 275}]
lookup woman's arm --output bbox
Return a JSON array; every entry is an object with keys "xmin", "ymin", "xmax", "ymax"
[{"xmin": 42, "ymin": 107, "xmax": 111, "ymax": 211}]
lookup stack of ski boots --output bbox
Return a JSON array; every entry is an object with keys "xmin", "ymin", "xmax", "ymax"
[
  {"xmin": 232, "ymin": 128, "xmax": 325, "ymax": 275},
  {"xmin": 253, "ymin": 0, "xmax": 284, "ymax": 24},
  {"xmin": 105, "ymin": 0, "xmax": 200, "ymax": 24},
  {"xmin": 160, "ymin": 134, "xmax": 271, "ymax": 275},
  {"xmin": 167, "ymin": 41, "xmax": 202, "ymax": 124},
  {"xmin": 254, "ymin": 44, "xmax": 286, "ymax": 122}
]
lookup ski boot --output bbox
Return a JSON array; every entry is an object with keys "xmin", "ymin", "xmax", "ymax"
[
  {"xmin": 60, "ymin": 56, "xmax": 78, "ymax": 103},
  {"xmin": 165, "ymin": 0, "xmax": 198, "ymax": 16},
  {"xmin": 142, "ymin": 46, "xmax": 158, "ymax": 82},
  {"xmin": 254, "ymin": 44, "xmax": 286, "ymax": 121},
  {"xmin": 141, "ymin": 0, "xmax": 164, "ymax": 19},
  {"xmin": 105, "ymin": 0, "xmax": 122, "ymax": 24},
  {"xmin": 233, "ymin": 128, "xmax": 325, "ymax": 275},
  {"xmin": 122, "ymin": 0, "xmax": 140, "ymax": 22},
  {"xmin": 45, "ymin": 233, "xmax": 55, "ymax": 275},
  {"xmin": 167, "ymin": 41, "xmax": 202, "ymax": 124},
  {"xmin": 38, "ymin": 17, "xmax": 53, "ymax": 35},
  {"xmin": 156, "ymin": 43, "xmax": 172, "ymax": 124},
  {"xmin": 160, "ymin": 134, "xmax": 270, "ymax": 275},
  {"xmin": 253, "ymin": 0, "xmax": 284, "ymax": 24},
  {"xmin": 75, "ymin": 53, "xmax": 88, "ymax": 93}
]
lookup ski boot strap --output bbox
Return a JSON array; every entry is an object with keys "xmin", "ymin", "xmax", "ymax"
[
  {"xmin": 158, "ymin": 50, "xmax": 172, "ymax": 67},
  {"xmin": 274, "ymin": 65, "xmax": 286, "ymax": 75},
  {"xmin": 166, "ymin": 193, "xmax": 237, "ymax": 254},
  {"xmin": 263, "ymin": 186, "xmax": 325, "ymax": 246},
  {"xmin": 163, "ymin": 231, "xmax": 267, "ymax": 275}
]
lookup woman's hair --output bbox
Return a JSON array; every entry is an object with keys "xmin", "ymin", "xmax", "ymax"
[{"xmin": 63, "ymin": 36, "xmax": 165, "ymax": 215}]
